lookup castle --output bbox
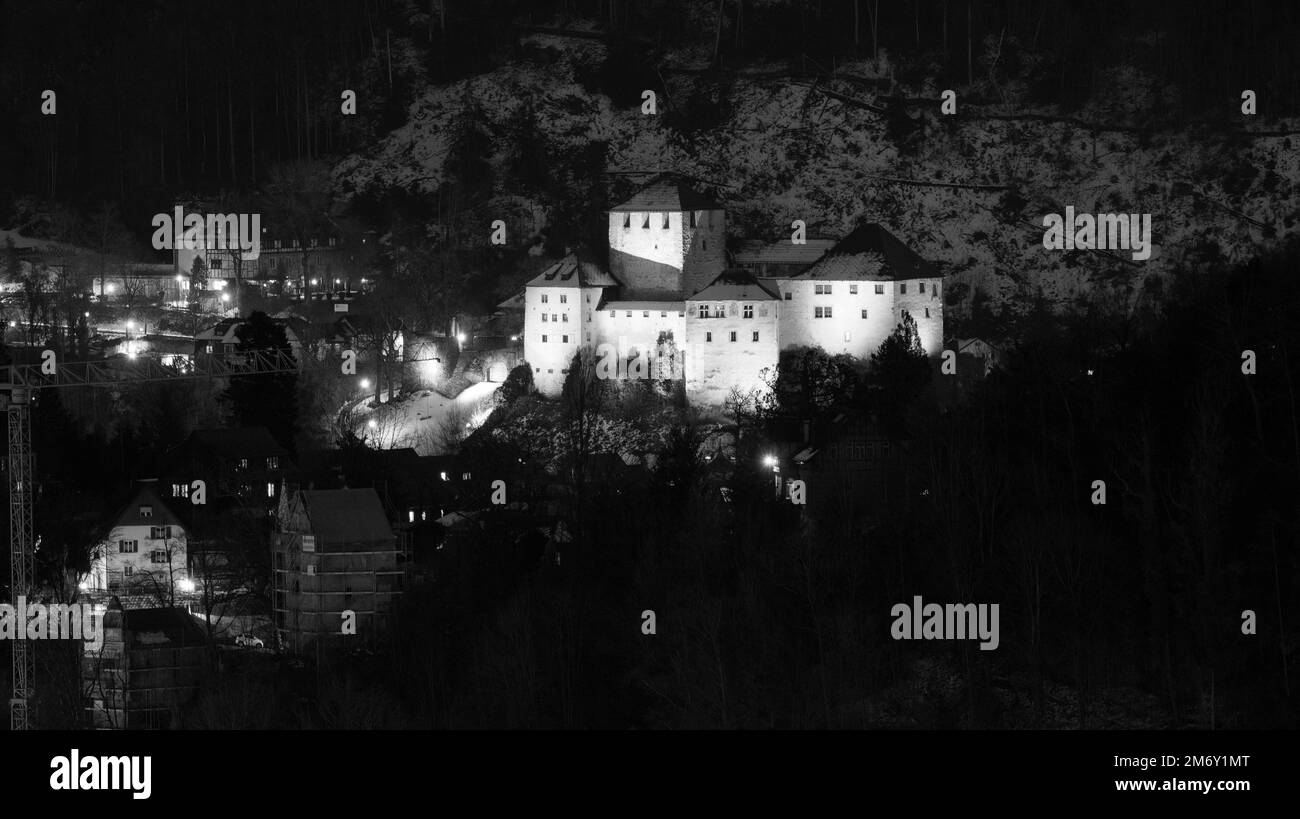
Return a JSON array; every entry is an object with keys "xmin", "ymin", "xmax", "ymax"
[{"xmin": 518, "ymin": 175, "xmax": 944, "ymax": 406}]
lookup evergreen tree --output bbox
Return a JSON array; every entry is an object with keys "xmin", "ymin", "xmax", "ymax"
[{"xmin": 220, "ymin": 312, "xmax": 299, "ymax": 453}]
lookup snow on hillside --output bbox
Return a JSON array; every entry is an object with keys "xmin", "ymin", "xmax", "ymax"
[
  {"xmin": 348, "ymin": 380, "xmax": 501, "ymax": 455},
  {"xmin": 334, "ymin": 35, "xmax": 1300, "ymax": 324}
]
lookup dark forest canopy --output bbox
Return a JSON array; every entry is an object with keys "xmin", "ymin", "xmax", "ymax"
[{"xmin": 1, "ymin": 0, "xmax": 1298, "ymax": 220}]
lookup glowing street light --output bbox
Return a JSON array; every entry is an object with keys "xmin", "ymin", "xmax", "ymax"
[
  {"xmin": 367, "ymin": 419, "xmax": 377, "ymax": 430},
  {"xmin": 456, "ymin": 333, "xmax": 467, "ymax": 345},
  {"xmin": 762, "ymin": 454, "xmax": 777, "ymax": 468},
  {"xmin": 178, "ymin": 578, "xmax": 196, "ymax": 593},
  {"xmin": 221, "ymin": 292, "xmax": 231, "ymax": 303},
  {"xmin": 360, "ymin": 378, "xmax": 371, "ymax": 390}
]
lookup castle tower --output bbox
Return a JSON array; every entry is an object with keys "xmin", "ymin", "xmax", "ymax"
[{"xmin": 607, "ymin": 175, "xmax": 726, "ymax": 299}]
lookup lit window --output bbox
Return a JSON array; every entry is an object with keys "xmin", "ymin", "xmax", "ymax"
[
  {"xmin": 267, "ymin": 482, "xmax": 276, "ymax": 498},
  {"xmin": 238, "ymin": 458, "xmax": 249, "ymax": 470},
  {"xmin": 440, "ymin": 472, "xmax": 448, "ymax": 481},
  {"xmin": 172, "ymin": 484, "xmax": 188, "ymax": 498},
  {"xmin": 408, "ymin": 510, "xmax": 415, "ymax": 523},
  {"xmin": 139, "ymin": 505, "xmax": 153, "ymax": 518},
  {"xmin": 302, "ymin": 535, "xmax": 316, "ymax": 552},
  {"xmin": 462, "ymin": 472, "xmax": 471, "ymax": 480},
  {"xmin": 267, "ymin": 457, "xmax": 279, "ymax": 469}
]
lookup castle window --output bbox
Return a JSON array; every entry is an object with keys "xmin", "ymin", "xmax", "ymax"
[
  {"xmin": 861, "ymin": 309, "xmax": 868, "ymax": 319},
  {"xmin": 752, "ymin": 331, "xmax": 759, "ymax": 342},
  {"xmin": 623, "ymin": 213, "xmax": 631, "ymax": 228},
  {"xmin": 784, "ymin": 292, "xmax": 792, "ymax": 301},
  {"xmin": 586, "ymin": 294, "xmax": 591, "ymax": 303},
  {"xmin": 814, "ymin": 306, "xmax": 833, "ymax": 318},
  {"xmin": 610, "ymin": 310, "xmax": 615, "ymax": 318},
  {"xmin": 899, "ymin": 284, "xmax": 907, "ymax": 294},
  {"xmin": 552, "ymin": 314, "xmax": 558, "ymax": 322},
  {"xmin": 643, "ymin": 311, "xmax": 649, "ymax": 318},
  {"xmin": 706, "ymin": 332, "xmax": 713, "ymax": 342},
  {"xmin": 662, "ymin": 213, "xmax": 670, "ymax": 229},
  {"xmin": 542, "ymin": 314, "xmax": 548, "ymax": 322},
  {"xmin": 541, "ymin": 294, "xmax": 549, "ymax": 303},
  {"xmin": 743, "ymin": 304, "xmax": 753, "ymax": 319},
  {"xmin": 661, "ymin": 311, "xmax": 667, "ymax": 318},
  {"xmin": 562, "ymin": 335, "xmax": 569, "ymax": 343},
  {"xmin": 925, "ymin": 308, "xmax": 931, "ymax": 318},
  {"xmin": 729, "ymin": 331, "xmax": 737, "ymax": 342},
  {"xmin": 642, "ymin": 214, "xmax": 650, "ymax": 229},
  {"xmin": 689, "ymin": 211, "xmax": 697, "ymax": 228},
  {"xmin": 542, "ymin": 335, "xmax": 548, "ymax": 343},
  {"xmin": 815, "ymin": 284, "xmax": 832, "ymax": 295},
  {"xmin": 587, "ymin": 311, "xmax": 592, "ymax": 321},
  {"xmin": 918, "ymin": 283, "xmax": 926, "ymax": 293},
  {"xmin": 849, "ymin": 284, "xmax": 859, "ymax": 294},
  {"xmin": 586, "ymin": 333, "xmax": 591, "ymax": 342},
  {"xmin": 562, "ymin": 314, "xmax": 568, "ymax": 322},
  {"xmin": 875, "ymin": 284, "xmax": 884, "ymax": 294},
  {"xmin": 716, "ymin": 304, "xmax": 725, "ymax": 317},
  {"xmin": 560, "ymin": 295, "xmax": 567, "ymax": 303}
]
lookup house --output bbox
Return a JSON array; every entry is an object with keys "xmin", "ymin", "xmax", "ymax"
[
  {"xmin": 194, "ymin": 315, "xmax": 304, "ymax": 361},
  {"xmin": 271, "ymin": 487, "xmax": 407, "ymax": 654},
  {"xmin": 84, "ymin": 483, "xmax": 191, "ymax": 607},
  {"xmin": 159, "ymin": 427, "xmax": 295, "ymax": 511},
  {"xmin": 82, "ymin": 600, "xmax": 209, "ymax": 729},
  {"xmin": 771, "ymin": 412, "xmax": 904, "ymax": 520}
]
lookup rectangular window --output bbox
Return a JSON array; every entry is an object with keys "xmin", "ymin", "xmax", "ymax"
[
  {"xmin": 302, "ymin": 535, "xmax": 316, "ymax": 552},
  {"xmin": 643, "ymin": 311, "xmax": 649, "ymax": 318},
  {"xmin": 562, "ymin": 314, "xmax": 568, "ymax": 323},
  {"xmin": 743, "ymin": 304, "xmax": 753, "ymax": 319},
  {"xmin": 139, "ymin": 505, "xmax": 153, "ymax": 518},
  {"xmin": 560, "ymin": 294, "xmax": 567, "ymax": 303},
  {"xmin": 123, "ymin": 566, "xmax": 134, "ymax": 577},
  {"xmin": 562, "ymin": 335, "xmax": 569, "ymax": 343},
  {"xmin": 238, "ymin": 458, "xmax": 249, "ymax": 471},
  {"xmin": 150, "ymin": 550, "xmax": 167, "ymax": 564},
  {"xmin": 267, "ymin": 482, "xmax": 276, "ymax": 498},
  {"xmin": 784, "ymin": 292, "xmax": 792, "ymax": 301},
  {"xmin": 150, "ymin": 526, "xmax": 171, "ymax": 540},
  {"xmin": 706, "ymin": 332, "xmax": 712, "ymax": 342},
  {"xmin": 552, "ymin": 314, "xmax": 558, "ymax": 322},
  {"xmin": 925, "ymin": 308, "xmax": 931, "ymax": 318},
  {"xmin": 875, "ymin": 284, "xmax": 884, "ymax": 295},
  {"xmin": 610, "ymin": 310, "xmax": 615, "ymax": 318},
  {"xmin": 814, "ymin": 284, "xmax": 832, "ymax": 295},
  {"xmin": 623, "ymin": 213, "xmax": 631, "ymax": 228},
  {"xmin": 661, "ymin": 311, "xmax": 667, "ymax": 318},
  {"xmin": 900, "ymin": 283, "xmax": 907, "ymax": 294},
  {"xmin": 814, "ymin": 306, "xmax": 833, "ymax": 318},
  {"xmin": 542, "ymin": 313, "xmax": 548, "ymax": 322},
  {"xmin": 172, "ymin": 484, "xmax": 188, "ymax": 498},
  {"xmin": 542, "ymin": 335, "xmax": 548, "ymax": 343},
  {"xmin": 919, "ymin": 282, "xmax": 926, "ymax": 293},
  {"xmin": 641, "ymin": 214, "xmax": 650, "ymax": 229},
  {"xmin": 689, "ymin": 211, "xmax": 697, "ymax": 228},
  {"xmin": 267, "ymin": 457, "xmax": 279, "ymax": 470},
  {"xmin": 849, "ymin": 284, "xmax": 859, "ymax": 294},
  {"xmin": 662, "ymin": 213, "xmax": 670, "ymax": 229},
  {"xmin": 752, "ymin": 331, "xmax": 759, "ymax": 342},
  {"xmin": 729, "ymin": 331, "xmax": 737, "ymax": 342},
  {"xmin": 119, "ymin": 540, "xmax": 139, "ymax": 554},
  {"xmin": 861, "ymin": 309, "xmax": 868, "ymax": 319},
  {"xmin": 626, "ymin": 311, "xmax": 632, "ymax": 318},
  {"xmin": 462, "ymin": 472, "xmax": 472, "ymax": 481},
  {"xmin": 541, "ymin": 294, "xmax": 549, "ymax": 303}
]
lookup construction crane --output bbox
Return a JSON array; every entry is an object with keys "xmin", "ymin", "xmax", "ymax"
[{"xmin": 2, "ymin": 347, "xmax": 427, "ymax": 730}]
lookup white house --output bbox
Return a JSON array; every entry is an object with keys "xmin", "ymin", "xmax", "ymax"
[{"xmin": 85, "ymin": 483, "xmax": 190, "ymax": 605}]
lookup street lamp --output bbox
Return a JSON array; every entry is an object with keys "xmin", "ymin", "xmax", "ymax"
[{"xmin": 360, "ymin": 378, "xmax": 371, "ymax": 390}]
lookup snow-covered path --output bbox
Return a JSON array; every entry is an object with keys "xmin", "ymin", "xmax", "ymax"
[{"xmin": 347, "ymin": 381, "xmax": 501, "ymax": 455}]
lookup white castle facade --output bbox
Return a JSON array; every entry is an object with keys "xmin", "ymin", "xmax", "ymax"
[{"xmin": 518, "ymin": 176, "xmax": 944, "ymax": 406}]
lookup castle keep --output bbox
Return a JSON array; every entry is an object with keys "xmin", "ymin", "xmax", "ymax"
[{"xmin": 518, "ymin": 175, "xmax": 944, "ymax": 405}]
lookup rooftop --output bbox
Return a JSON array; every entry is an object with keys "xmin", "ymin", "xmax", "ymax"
[
  {"xmin": 690, "ymin": 269, "xmax": 782, "ymax": 301},
  {"xmin": 298, "ymin": 488, "xmax": 395, "ymax": 545},
  {"xmin": 794, "ymin": 224, "xmax": 938, "ymax": 281},
  {"xmin": 610, "ymin": 174, "xmax": 724, "ymax": 213},
  {"xmin": 526, "ymin": 253, "xmax": 621, "ymax": 288}
]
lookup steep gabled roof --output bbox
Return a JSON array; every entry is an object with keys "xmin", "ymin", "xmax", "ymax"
[
  {"xmin": 299, "ymin": 488, "xmax": 395, "ymax": 546},
  {"xmin": 110, "ymin": 483, "xmax": 186, "ymax": 530},
  {"xmin": 610, "ymin": 174, "xmax": 724, "ymax": 212},
  {"xmin": 689, "ymin": 269, "xmax": 781, "ymax": 301},
  {"xmin": 794, "ymin": 224, "xmax": 937, "ymax": 281},
  {"xmin": 732, "ymin": 238, "xmax": 837, "ymax": 267},
  {"xmin": 526, "ymin": 253, "xmax": 621, "ymax": 288},
  {"xmin": 188, "ymin": 427, "xmax": 291, "ymax": 460}
]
